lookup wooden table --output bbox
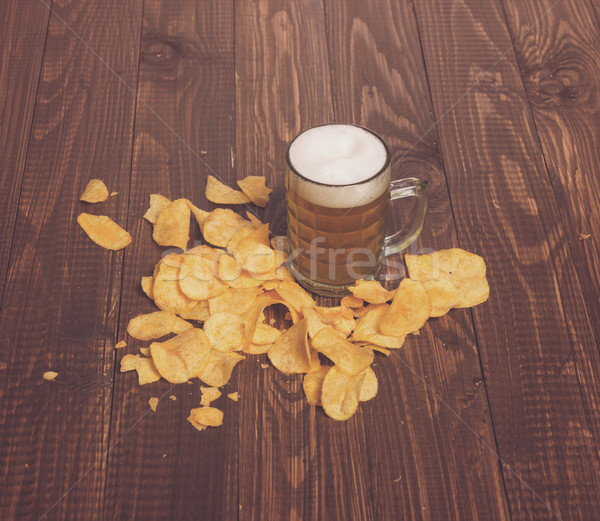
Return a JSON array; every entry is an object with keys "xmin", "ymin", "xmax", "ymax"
[{"xmin": 2, "ymin": 0, "xmax": 600, "ymax": 519}]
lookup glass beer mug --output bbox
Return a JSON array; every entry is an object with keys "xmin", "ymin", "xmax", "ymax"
[{"xmin": 286, "ymin": 124, "xmax": 428, "ymax": 296}]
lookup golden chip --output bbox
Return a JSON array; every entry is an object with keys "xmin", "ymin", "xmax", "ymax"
[
  {"xmin": 119, "ymin": 354, "xmax": 161, "ymax": 385},
  {"xmin": 315, "ymin": 306, "xmax": 356, "ymax": 337},
  {"xmin": 217, "ymin": 254, "xmax": 263, "ymax": 288},
  {"xmin": 321, "ymin": 365, "xmax": 367, "ymax": 421},
  {"xmin": 115, "ymin": 340, "xmax": 127, "ymax": 349},
  {"xmin": 204, "ymin": 312, "xmax": 246, "ymax": 352},
  {"xmin": 380, "ymin": 278, "xmax": 431, "ymax": 337},
  {"xmin": 421, "ymin": 279, "xmax": 462, "ymax": 317},
  {"xmin": 179, "ymin": 254, "xmax": 226, "ymax": 301},
  {"xmin": 246, "ymin": 211, "xmax": 263, "ymax": 228},
  {"xmin": 226, "ymin": 227, "xmax": 254, "ymax": 256},
  {"xmin": 144, "ymin": 194, "xmax": 171, "ymax": 223},
  {"xmin": 311, "ymin": 328, "xmax": 374, "ymax": 376},
  {"xmin": 152, "ymin": 254, "xmax": 196, "ymax": 315},
  {"xmin": 252, "ymin": 322, "xmax": 282, "ymax": 345},
  {"xmin": 302, "ymin": 366, "xmax": 331, "ymax": 406},
  {"xmin": 127, "ymin": 310, "xmax": 193, "ymax": 340},
  {"xmin": 455, "ymin": 277, "xmax": 489, "ymax": 308},
  {"xmin": 236, "ymin": 176, "xmax": 272, "ymax": 207},
  {"xmin": 341, "ymin": 295, "xmax": 363, "ymax": 308},
  {"xmin": 349, "ymin": 279, "xmax": 394, "ymax": 304},
  {"xmin": 179, "ymin": 300, "xmax": 211, "ymax": 322},
  {"xmin": 359, "ymin": 368, "xmax": 378, "ymax": 401},
  {"xmin": 190, "ymin": 406, "xmax": 224, "ymax": 427},
  {"xmin": 227, "ymin": 392, "xmax": 239, "ymax": 401},
  {"xmin": 244, "ymin": 343, "xmax": 271, "ymax": 355},
  {"xmin": 208, "ymin": 287, "xmax": 263, "ymax": 315},
  {"xmin": 197, "ymin": 350, "xmax": 245, "ymax": 387},
  {"xmin": 275, "ymin": 281, "xmax": 315, "ymax": 312},
  {"xmin": 152, "ymin": 198, "xmax": 190, "ymax": 250},
  {"xmin": 149, "ymin": 397, "xmax": 159, "ymax": 412},
  {"xmin": 405, "ymin": 248, "xmax": 486, "ymax": 281},
  {"xmin": 202, "ymin": 209, "xmax": 251, "ymax": 247},
  {"xmin": 139, "ymin": 347, "xmax": 151, "ymax": 357},
  {"xmin": 43, "ymin": 371, "xmax": 58, "ymax": 381},
  {"xmin": 185, "ymin": 199, "xmax": 210, "ymax": 229},
  {"xmin": 233, "ymin": 225, "xmax": 276, "ymax": 273},
  {"xmin": 141, "ymin": 276, "xmax": 154, "ymax": 299},
  {"xmin": 267, "ymin": 319, "xmax": 319, "ymax": 374},
  {"xmin": 351, "ymin": 304, "xmax": 406, "ymax": 349},
  {"xmin": 77, "ymin": 213, "xmax": 132, "ymax": 250},
  {"xmin": 80, "ymin": 179, "xmax": 109, "ymax": 203},
  {"xmin": 149, "ymin": 328, "xmax": 211, "ymax": 384},
  {"xmin": 206, "ymin": 175, "xmax": 250, "ymax": 205},
  {"xmin": 200, "ymin": 386, "xmax": 221, "ymax": 406}
]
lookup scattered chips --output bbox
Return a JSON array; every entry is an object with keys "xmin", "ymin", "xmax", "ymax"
[
  {"xmin": 80, "ymin": 179, "xmax": 109, "ymax": 203},
  {"xmin": 206, "ymin": 175, "xmax": 250, "ymax": 205},
  {"xmin": 77, "ymin": 213, "xmax": 131, "ymax": 250},
  {"xmin": 237, "ymin": 176, "xmax": 272, "ymax": 207}
]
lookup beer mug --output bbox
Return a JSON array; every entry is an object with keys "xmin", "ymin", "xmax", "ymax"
[{"xmin": 285, "ymin": 123, "xmax": 428, "ymax": 296}]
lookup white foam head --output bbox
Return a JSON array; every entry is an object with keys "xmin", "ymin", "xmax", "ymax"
[{"xmin": 287, "ymin": 124, "xmax": 390, "ymax": 208}]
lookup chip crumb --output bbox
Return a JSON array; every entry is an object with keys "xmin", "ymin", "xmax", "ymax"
[
  {"xmin": 227, "ymin": 392, "xmax": 239, "ymax": 402},
  {"xmin": 579, "ymin": 233, "xmax": 591, "ymax": 240},
  {"xmin": 110, "ymin": 191, "xmax": 119, "ymax": 197},
  {"xmin": 200, "ymin": 150, "xmax": 208, "ymax": 155},
  {"xmin": 115, "ymin": 340, "xmax": 127, "ymax": 349},
  {"xmin": 149, "ymin": 397, "xmax": 159, "ymax": 412},
  {"xmin": 169, "ymin": 395, "xmax": 177, "ymax": 401},
  {"xmin": 200, "ymin": 386, "xmax": 221, "ymax": 406},
  {"xmin": 393, "ymin": 476, "xmax": 402, "ymax": 483},
  {"xmin": 492, "ymin": 199, "xmax": 500, "ymax": 209},
  {"xmin": 260, "ymin": 363, "xmax": 269, "ymax": 369},
  {"xmin": 43, "ymin": 371, "xmax": 58, "ymax": 381}
]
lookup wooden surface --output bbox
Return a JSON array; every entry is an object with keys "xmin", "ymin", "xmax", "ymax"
[{"xmin": 2, "ymin": 1, "xmax": 600, "ymax": 520}]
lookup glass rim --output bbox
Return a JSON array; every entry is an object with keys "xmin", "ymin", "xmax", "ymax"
[{"xmin": 286, "ymin": 123, "xmax": 392, "ymax": 188}]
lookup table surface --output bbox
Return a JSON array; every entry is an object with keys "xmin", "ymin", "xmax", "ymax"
[{"xmin": 3, "ymin": 0, "xmax": 600, "ymax": 520}]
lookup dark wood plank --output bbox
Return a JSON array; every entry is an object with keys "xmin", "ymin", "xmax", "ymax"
[
  {"xmin": 501, "ymin": 0, "xmax": 600, "ymax": 350},
  {"xmin": 324, "ymin": 0, "xmax": 512, "ymax": 518},
  {"xmin": 0, "ymin": 0, "xmax": 50, "ymax": 303},
  {"xmin": 0, "ymin": 0, "xmax": 143, "ymax": 519},
  {"xmin": 235, "ymin": 1, "xmax": 376, "ymax": 520},
  {"xmin": 415, "ymin": 0, "xmax": 600, "ymax": 519},
  {"xmin": 103, "ymin": 1, "xmax": 237, "ymax": 519}
]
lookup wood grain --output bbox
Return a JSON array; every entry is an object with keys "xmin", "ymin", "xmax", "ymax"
[
  {"xmin": 0, "ymin": 0, "xmax": 143, "ymax": 519},
  {"xmin": 0, "ymin": 0, "xmax": 51, "ymax": 303},
  {"xmin": 414, "ymin": 0, "xmax": 600, "ymax": 518},
  {"xmin": 501, "ymin": 0, "xmax": 600, "ymax": 347},
  {"xmin": 103, "ymin": 1, "xmax": 237, "ymax": 519},
  {"xmin": 324, "ymin": 0, "xmax": 511, "ymax": 519}
]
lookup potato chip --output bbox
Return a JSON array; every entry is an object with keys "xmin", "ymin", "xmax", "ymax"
[
  {"xmin": 359, "ymin": 368, "xmax": 378, "ymax": 401},
  {"xmin": 77, "ymin": 213, "xmax": 132, "ymax": 250},
  {"xmin": 144, "ymin": 194, "xmax": 171, "ymax": 223},
  {"xmin": 179, "ymin": 300, "xmax": 211, "ymax": 322},
  {"xmin": 206, "ymin": 175, "xmax": 250, "ymax": 205},
  {"xmin": 127, "ymin": 310, "xmax": 193, "ymax": 340},
  {"xmin": 341, "ymin": 295, "xmax": 363, "ymax": 308},
  {"xmin": 233, "ymin": 226, "xmax": 276, "ymax": 274},
  {"xmin": 351, "ymin": 304, "xmax": 406, "ymax": 349},
  {"xmin": 169, "ymin": 395, "xmax": 177, "ymax": 401},
  {"xmin": 187, "ymin": 413, "xmax": 207, "ymax": 432},
  {"xmin": 179, "ymin": 254, "xmax": 226, "ymax": 300},
  {"xmin": 349, "ymin": 279, "xmax": 394, "ymax": 304},
  {"xmin": 208, "ymin": 287, "xmax": 263, "ymax": 315},
  {"xmin": 202, "ymin": 209, "xmax": 251, "ymax": 247},
  {"xmin": 218, "ymin": 254, "xmax": 263, "ymax": 288},
  {"xmin": 275, "ymin": 281, "xmax": 315, "ymax": 312},
  {"xmin": 252, "ymin": 322, "xmax": 282, "ymax": 345},
  {"xmin": 302, "ymin": 366, "xmax": 330, "ymax": 406},
  {"xmin": 152, "ymin": 198, "xmax": 190, "ymax": 250},
  {"xmin": 43, "ymin": 371, "xmax": 58, "ymax": 381},
  {"xmin": 267, "ymin": 319, "xmax": 319, "ymax": 374},
  {"xmin": 455, "ymin": 277, "xmax": 489, "ymax": 308},
  {"xmin": 141, "ymin": 276, "xmax": 154, "ymax": 299},
  {"xmin": 316, "ymin": 306, "xmax": 356, "ymax": 337},
  {"xmin": 197, "ymin": 350, "xmax": 245, "ymax": 387},
  {"xmin": 244, "ymin": 343, "xmax": 271, "ymax": 355},
  {"xmin": 80, "ymin": 179, "xmax": 109, "ymax": 203},
  {"xmin": 321, "ymin": 365, "xmax": 367, "ymax": 421},
  {"xmin": 149, "ymin": 397, "xmax": 159, "ymax": 412},
  {"xmin": 405, "ymin": 248, "xmax": 486, "ymax": 281},
  {"xmin": 421, "ymin": 279, "xmax": 462, "ymax": 317},
  {"xmin": 246, "ymin": 211, "xmax": 263, "ymax": 228},
  {"xmin": 152, "ymin": 254, "xmax": 196, "ymax": 315},
  {"xmin": 270, "ymin": 235, "xmax": 288, "ymax": 252},
  {"xmin": 311, "ymin": 328, "xmax": 374, "ymax": 376},
  {"xmin": 237, "ymin": 176, "xmax": 272, "ymax": 207},
  {"xmin": 226, "ymin": 227, "xmax": 254, "ymax": 255},
  {"xmin": 204, "ymin": 312, "xmax": 246, "ymax": 352},
  {"xmin": 227, "ymin": 392, "xmax": 239, "ymax": 401},
  {"xmin": 119, "ymin": 354, "xmax": 161, "ymax": 385},
  {"xmin": 301, "ymin": 306, "xmax": 329, "ymax": 338},
  {"xmin": 380, "ymin": 279, "xmax": 431, "ymax": 337},
  {"xmin": 200, "ymin": 386, "xmax": 221, "ymax": 406},
  {"xmin": 149, "ymin": 328, "xmax": 211, "ymax": 383},
  {"xmin": 185, "ymin": 199, "xmax": 210, "ymax": 229},
  {"xmin": 190, "ymin": 406, "xmax": 224, "ymax": 427},
  {"xmin": 139, "ymin": 346, "xmax": 151, "ymax": 357}
]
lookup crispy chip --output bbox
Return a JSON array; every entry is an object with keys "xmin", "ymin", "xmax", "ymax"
[
  {"xmin": 233, "ymin": 225, "xmax": 276, "ymax": 273},
  {"xmin": 43, "ymin": 371, "xmax": 58, "ymax": 381},
  {"xmin": 455, "ymin": 277, "xmax": 490, "ymax": 308},
  {"xmin": 311, "ymin": 328, "xmax": 374, "ymax": 376},
  {"xmin": 127, "ymin": 311, "xmax": 193, "ymax": 340},
  {"xmin": 150, "ymin": 328, "xmax": 211, "ymax": 383},
  {"xmin": 421, "ymin": 279, "xmax": 462, "ymax": 317},
  {"xmin": 185, "ymin": 199, "xmax": 210, "ymax": 229},
  {"xmin": 351, "ymin": 304, "xmax": 406, "ymax": 349},
  {"xmin": 141, "ymin": 276, "xmax": 154, "ymax": 299},
  {"xmin": 359, "ymin": 368, "xmax": 378, "ymax": 401},
  {"xmin": 115, "ymin": 340, "xmax": 127, "ymax": 349},
  {"xmin": 267, "ymin": 319, "xmax": 319, "ymax": 374},
  {"xmin": 341, "ymin": 295, "xmax": 363, "ymax": 308},
  {"xmin": 80, "ymin": 179, "xmax": 109, "ymax": 203},
  {"xmin": 275, "ymin": 281, "xmax": 315, "ymax": 312},
  {"xmin": 218, "ymin": 254, "xmax": 263, "ymax": 288},
  {"xmin": 208, "ymin": 287, "xmax": 263, "ymax": 315},
  {"xmin": 252, "ymin": 322, "xmax": 282, "ymax": 345},
  {"xmin": 202, "ymin": 209, "xmax": 251, "ymax": 247},
  {"xmin": 227, "ymin": 392, "xmax": 239, "ymax": 401},
  {"xmin": 302, "ymin": 366, "xmax": 330, "ymax": 406},
  {"xmin": 237, "ymin": 176, "xmax": 272, "ymax": 207},
  {"xmin": 187, "ymin": 413, "xmax": 207, "ymax": 432},
  {"xmin": 152, "ymin": 198, "xmax": 190, "ymax": 250},
  {"xmin": 246, "ymin": 211, "xmax": 263, "ymax": 228},
  {"xmin": 380, "ymin": 279, "xmax": 431, "ymax": 337},
  {"xmin": 179, "ymin": 254, "xmax": 226, "ymax": 300},
  {"xmin": 206, "ymin": 175, "xmax": 250, "ymax": 204},
  {"xmin": 144, "ymin": 194, "xmax": 171, "ymax": 223},
  {"xmin": 405, "ymin": 248, "xmax": 486, "ymax": 281},
  {"xmin": 149, "ymin": 397, "xmax": 159, "ymax": 412},
  {"xmin": 349, "ymin": 279, "xmax": 394, "ymax": 304},
  {"xmin": 179, "ymin": 300, "xmax": 211, "ymax": 322},
  {"xmin": 139, "ymin": 347, "xmax": 151, "ymax": 357},
  {"xmin": 77, "ymin": 213, "xmax": 131, "ymax": 250},
  {"xmin": 204, "ymin": 312, "xmax": 246, "ymax": 352},
  {"xmin": 226, "ymin": 227, "xmax": 254, "ymax": 255},
  {"xmin": 119, "ymin": 354, "xmax": 161, "ymax": 385},
  {"xmin": 190, "ymin": 406, "xmax": 224, "ymax": 427},
  {"xmin": 152, "ymin": 254, "xmax": 196, "ymax": 315},
  {"xmin": 321, "ymin": 365, "xmax": 367, "ymax": 421},
  {"xmin": 244, "ymin": 343, "xmax": 271, "ymax": 355},
  {"xmin": 315, "ymin": 306, "xmax": 356, "ymax": 337},
  {"xmin": 197, "ymin": 350, "xmax": 245, "ymax": 387},
  {"xmin": 200, "ymin": 386, "xmax": 221, "ymax": 406}
]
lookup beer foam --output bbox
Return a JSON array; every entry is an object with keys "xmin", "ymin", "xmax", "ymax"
[{"xmin": 287, "ymin": 124, "xmax": 390, "ymax": 208}]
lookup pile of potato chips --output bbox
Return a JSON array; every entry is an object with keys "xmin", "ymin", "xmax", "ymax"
[{"xmin": 77, "ymin": 175, "xmax": 489, "ymax": 428}]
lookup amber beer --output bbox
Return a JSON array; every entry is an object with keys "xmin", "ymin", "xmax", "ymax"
[{"xmin": 286, "ymin": 124, "xmax": 428, "ymax": 296}]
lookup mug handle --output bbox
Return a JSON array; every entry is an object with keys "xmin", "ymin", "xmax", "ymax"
[{"xmin": 383, "ymin": 178, "xmax": 428, "ymax": 256}]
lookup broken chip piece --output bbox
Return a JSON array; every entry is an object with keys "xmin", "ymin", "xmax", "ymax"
[
  {"xmin": 77, "ymin": 213, "xmax": 131, "ymax": 250},
  {"xmin": 80, "ymin": 179, "xmax": 109, "ymax": 203}
]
